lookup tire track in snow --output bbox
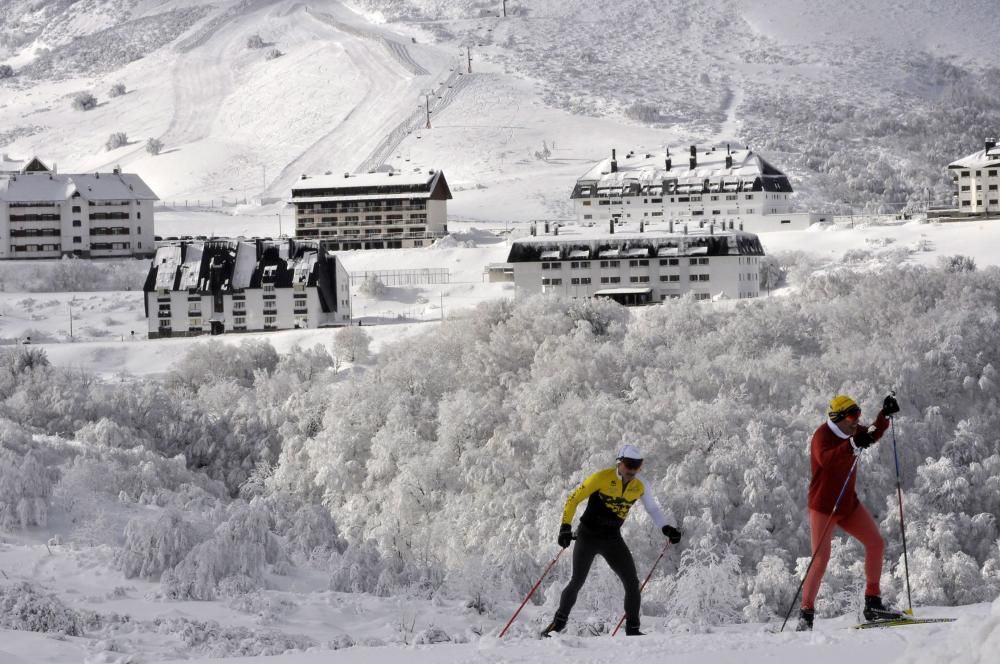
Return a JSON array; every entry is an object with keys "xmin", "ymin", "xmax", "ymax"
[{"xmin": 305, "ymin": 6, "xmax": 429, "ymax": 76}]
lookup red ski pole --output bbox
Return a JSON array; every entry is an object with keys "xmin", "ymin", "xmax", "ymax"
[
  {"xmin": 611, "ymin": 539, "xmax": 672, "ymax": 636},
  {"xmin": 499, "ymin": 547, "xmax": 568, "ymax": 638}
]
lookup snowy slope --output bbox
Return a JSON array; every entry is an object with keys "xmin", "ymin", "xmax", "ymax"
[{"xmin": 2, "ymin": 0, "xmax": 1000, "ymax": 223}]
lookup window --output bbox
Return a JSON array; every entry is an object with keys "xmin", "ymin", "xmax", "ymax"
[
  {"xmin": 73, "ymin": 236, "xmax": 81, "ymax": 243},
  {"xmin": 582, "ymin": 201, "xmax": 592, "ymax": 206},
  {"xmin": 698, "ymin": 258, "xmax": 709, "ymax": 265},
  {"xmin": 600, "ymin": 276, "xmax": 611, "ymax": 284},
  {"xmin": 264, "ymin": 316, "xmax": 278, "ymax": 328},
  {"xmin": 73, "ymin": 219, "xmax": 81, "ymax": 227},
  {"xmin": 962, "ymin": 201, "xmax": 971, "ymax": 207},
  {"xmin": 583, "ymin": 214, "xmax": 593, "ymax": 220},
  {"xmin": 745, "ymin": 194, "xmax": 754, "ymax": 200},
  {"xmin": 234, "ymin": 316, "xmax": 246, "ymax": 328},
  {"xmin": 628, "ymin": 259, "xmax": 649, "ymax": 267},
  {"xmin": 695, "ymin": 293, "xmax": 711, "ymax": 301},
  {"xmin": 961, "ymin": 185, "xmax": 971, "ymax": 192},
  {"xmin": 690, "ymin": 274, "xmax": 699, "ymax": 281},
  {"xmin": 599, "ymin": 200, "xmax": 610, "ymax": 206},
  {"xmin": 650, "ymin": 198, "xmax": 662, "ymax": 203},
  {"xmin": 659, "ymin": 258, "xmax": 679, "ymax": 266},
  {"xmin": 571, "ymin": 278, "xmax": 580, "ymax": 285},
  {"xmin": 609, "ymin": 276, "xmax": 621, "ymax": 284},
  {"xmin": 233, "ymin": 301, "xmax": 246, "ymax": 312},
  {"xmin": 692, "ymin": 210, "xmax": 704, "ymax": 216},
  {"xmin": 549, "ymin": 263, "xmax": 561, "ymax": 269},
  {"xmin": 630, "ymin": 276, "xmax": 649, "ymax": 283},
  {"xmin": 990, "ymin": 185, "xmax": 998, "ymax": 191},
  {"xmin": 660, "ymin": 274, "xmax": 680, "ymax": 282},
  {"xmin": 550, "ymin": 278, "xmax": 562, "ymax": 285},
  {"xmin": 72, "ymin": 206, "xmax": 81, "ymax": 213},
  {"xmin": 580, "ymin": 277, "xmax": 591, "ymax": 285},
  {"xmin": 158, "ymin": 320, "xmax": 171, "ymax": 330},
  {"xmin": 961, "ymin": 171, "xmax": 970, "ymax": 176},
  {"xmin": 989, "ymin": 170, "xmax": 998, "ymax": 176},
  {"xmin": 698, "ymin": 274, "xmax": 710, "ymax": 281}
]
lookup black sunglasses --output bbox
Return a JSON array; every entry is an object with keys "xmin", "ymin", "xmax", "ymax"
[{"xmin": 619, "ymin": 458, "xmax": 643, "ymax": 470}]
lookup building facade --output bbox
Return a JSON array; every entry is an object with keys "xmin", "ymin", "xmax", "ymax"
[
  {"xmin": 571, "ymin": 146, "xmax": 829, "ymax": 233},
  {"xmin": 947, "ymin": 138, "xmax": 1000, "ymax": 216},
  {"xmin": 143, "ymin": 239, "xmax": 351, "ymax": 339},
  {"xmin": 290, "ymin": 170, "xmax": 451, "ymax": 250},
  {"xmin": 0, "ymin": 162, "xmax": 157, "ymax": 259},
  {"xmin": 506, "ymin": 227, "xmax": 765, "ymax": 305}
]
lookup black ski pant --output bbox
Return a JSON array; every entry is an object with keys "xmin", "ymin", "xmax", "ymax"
[{"xmin": 555, "ymin": 525, "xmax": 641, "ymax": 629}]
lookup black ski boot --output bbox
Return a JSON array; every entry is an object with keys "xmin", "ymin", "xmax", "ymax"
[
  {"xmin": 863, "ymin": 596, "xmax": 904, "ymax": 622},
  {"xmin": 540, "ymin": 615, "xmax": 567, "ymax": 638},
  {"xmin": 625, "ymin": 624, "xmax": 645, "ymax": 636},
  {"xmin": 795, "ymin": 608, "xmax": 815, "ymax": 632}
]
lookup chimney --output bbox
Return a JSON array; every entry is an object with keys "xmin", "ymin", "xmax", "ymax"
[
  {"xmin": 987, "ymin": 137, "xmax": 998, "ymax": 151},
  {"xmin": 639, "ymin": 220, "xmax": 644, "ymax": 233},
  {"xmin": 553, "ymin": 224, "xmax": 559, "ymax": 236},
  {"xmin": 665, "ymin": 157, "xmax": 672, "ymax": 171},
  {"xmin": 690, "ymin": 145, "xmax": 696, "ymax": 157},
  {"xmin": 727, "ymin": 143, "xmax": 731, "ymax": 154},
  {"xmin": 725, "ymin": 154, "xmax": 733, "ymax": 169},
  {"xmin": 609, "ymin": 219, "xmax": 615, "ymax": 234},
  {"xmin": 689, "ymin": 156, "xmax": 697, "ymax": 170},
  {"xmin": 610, "ymin": 148, "xmax": 618, "ymax": 173}
]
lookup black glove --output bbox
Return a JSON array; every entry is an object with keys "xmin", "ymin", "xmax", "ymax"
[
  {"xmin": 662, "ymin": 525, "xmax": 682, "ymax": 544},
  {"xmin": 557, "ymin": 524, "xmax": 573, "ymax": 548},
  {"xmin": 881, "ymin": 394, "xmax": 900, "ymax": 418},
  {"xmin": 853, "ymin": 428, "xmax": 875, "ymax": 449}
]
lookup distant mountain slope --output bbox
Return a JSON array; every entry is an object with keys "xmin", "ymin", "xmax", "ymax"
[{"xmin": 1, "ymin": 0, "xmax": 998, "ymax": 216}]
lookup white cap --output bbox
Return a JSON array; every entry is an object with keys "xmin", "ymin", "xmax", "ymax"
[{"xmin": 617, "ymin": 444, "xmax": 643, "ymax": 461}]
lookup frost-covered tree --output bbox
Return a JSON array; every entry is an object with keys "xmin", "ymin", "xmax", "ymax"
[
  {"xmin": 265, "ymin": 48, "xmax": 283, "ymax": 60},
  {"xmin": 117, "ymin": 509, "xmax": 198, "ymax": 579},
  {"xmin": 0, "ymin": 64, "xmax": 14, "ymax": 79},
  {"xmin": 146, "ymin": 137, "xmax": 164, "ymax": 155},
  {"xmin": 108, "ymin": 82, "xmax": 126, "ymax": 97},
  {"xmin": 246, "ymin": 33, "xmax": 265, "ymax": 49},
  {"xmin": 333, "ymin": 326, "xmax": 371, "ymax": 364},
  {"xmin": 358, "ymin": 274, "xmax": 386, "ymax": 297}
]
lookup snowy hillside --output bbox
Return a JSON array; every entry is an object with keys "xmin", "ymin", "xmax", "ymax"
[{"xmin": 2, "ymin": 0, "xmax": 1000, "ymax": 221}]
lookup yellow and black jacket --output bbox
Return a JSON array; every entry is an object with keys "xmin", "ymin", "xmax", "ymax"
[{"xmin": 562, "ymin": 467, "xmax": 669, "ymax": 536}]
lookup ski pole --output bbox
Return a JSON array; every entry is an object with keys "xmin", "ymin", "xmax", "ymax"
[
  {"xmin": 611, "ymin": 539, "xmax": 672, "ymax": 636},
  {"xmin": 780, "ymin": 454, "xmax": 861, "ymax": 632},
  {"xmin": 889, "ymin": 416, "xmax": 914, "ymax": 616},
  {"xmin": 498, "ymin": 546, "xmax": 569, "ymax": 638}
]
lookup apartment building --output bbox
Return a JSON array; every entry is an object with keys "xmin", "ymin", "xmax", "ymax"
[
  {"xmin": 0, "ymin": 162, "xmax": 156, "ymax": 259},
  {"xmin": 290, "ymin": 170, "xmax": 451, "ymax": 249},
  {"xmin": 506, "ymin": 224, "xmax": 765, "ymax": 305},
  {"xmin": 947, "ymin": 138, "xmax": 1000, "ymax": 216},
  {"xmin": 571, "ymin": 145, "xmax": 829, "ymax": 233},
  {"xmin": 143, "ymin": 239, "xmax": 351, "ymax": 338}
]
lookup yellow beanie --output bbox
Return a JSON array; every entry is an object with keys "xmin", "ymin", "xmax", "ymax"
[{"xmin": 828, "ymin": 395, "xmax": 858, "ymax": 421}]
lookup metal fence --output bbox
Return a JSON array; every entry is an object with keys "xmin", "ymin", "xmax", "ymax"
[{"xmin": 350, "ymin": 268, "xmax": 449, "ymax": 287}]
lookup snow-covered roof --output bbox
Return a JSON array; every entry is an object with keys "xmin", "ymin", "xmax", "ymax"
[
  {"xmin": 593, "ymin": 287, "xmax": 652, "ymax": 295},
  {"xmin": 0, "ymin": 154, "xmax": 49, "ymax": 174},
  {"xmin": 153, "ymin": 246, "xmax": 183, "ymax": 290},
  {"xmin": 948, "ymin": 141, "xmax": 1000, "ymax": 169},
  {"xmin": 289, "ymin": 170, "xmax": 451, "ymax": 202},
  {"xmin": 0, "ymin": 171, "xmax": 158, "ymax": 202},
  {"xmin": 232, "ymin": 243, "xmax": 257, "ymax": 289},
  {"xmin": 572, "ymin": 146, "xmax": 792, "ymax": 197},
  {"xmin": 177, "ymin": 245, "xmax": 204, "ymax": 291},
  {"xmin": 507, "ymin": 229, "xmax": 765, "ymax": 263}
]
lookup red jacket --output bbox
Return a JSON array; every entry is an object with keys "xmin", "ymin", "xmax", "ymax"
[{"xmin": 808, "ymin": 412, "xmax": 890, "ymax": 515}]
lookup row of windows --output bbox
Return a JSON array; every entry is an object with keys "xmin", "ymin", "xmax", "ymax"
[
  {"xmin": 960, "ymin": 200, "xmax": 1000, "ymax": 207},
  {"xmin": 960, "ymin": 184, "xmax": 999, "ymax": 191},
  {"xmin": 543, "ymin": 257, "xmax": 709, "ymax": 268},
  {"xmin": 544, "ymin": 273, "xmax": 713, "ymax": 286},
  {"xmin": 959, "ymin": 170, "xmax": 999, "ymax": 177}
]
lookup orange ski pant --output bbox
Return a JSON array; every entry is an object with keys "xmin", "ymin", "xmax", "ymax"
[{"xmin": 801, "ymin": 505, "xmax": 885, "ymax": 610}]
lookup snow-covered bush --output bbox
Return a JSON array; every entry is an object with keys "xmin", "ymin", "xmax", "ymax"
[
  {"xmin": 660, "ymin": 536, "xmax": 743, "ymax": 627},
  {"xmin": 246, "ymin": 33, "xmax": 265, "ymax": 49},
  {"xmin": 149, "ymin": 616, "xmax": 314, "ymax": 657},
  {"xmin": 108, "ymin": 82, "xmax": 126, "ymax": 97},
  {"xmin": 105, "ymin": 131, "xmax": 128, "ymax": 150},
  {"xmin": 163, "ymin": 501, "xmax": 280, "ymax": 600},
  {"xmin": 0, "ymin": 583, "xmax": 82, "ymax": 635},
  {"xmin": 117, "ymin": 509, "xmax": 198, "ymax": 579},
  {"xmin": 146, "ymin": 137, "xmax": 164, "ymax": 155},
  {"xmin": 265, "ymin": 48, "xmax": 283, "ymax": 60},
  {"xmin": 358, "ymin": 274, "xmax": 386, "ymax": 297},
  {"xmin": 939, "ymin": 254, "xmax": 976, "ymax": 273},
  {"xmin": 72, "ymin": 91, "xmax": 97, "ymax": 110},
  {"xmin": 0, "ymin": 450, "xmax": 53, "ymax": 529},
  {"xmin": 0, "ymin": 64, "xmax": 14, "ymax": 78},
  {"xmin": 167, "ymin": 339, "xmax": 280, "ymax": 391}
]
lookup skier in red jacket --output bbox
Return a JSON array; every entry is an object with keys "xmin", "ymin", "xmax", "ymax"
[{"xmin": 796, "ymin": 393, "xmax": 902, "ymax": 631}]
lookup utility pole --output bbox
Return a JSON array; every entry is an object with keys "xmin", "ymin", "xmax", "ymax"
[
  {"xmin": 276, "ymin": 212, "xmax": 283, "ymax": 237},
  {"xmin": 466, "ymin": 46, "xmax": 472, "ymax": 74},
  {"xmin": 423, "ymin": 92, "xmax": 432, "ymax": 129},
  {"xmin": 501, "ymin": 0, "xmax": 507, "ymax": 17},
  {"xmin": 68, "ymin": 302, "xmax": 73, "ymax": 340}
]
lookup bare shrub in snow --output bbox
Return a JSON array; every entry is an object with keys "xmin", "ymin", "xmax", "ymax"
[
  {"xmin": 116, "ymin": 509, "xmax": 198, "ymax": 580},
  {"xmin": 264, "ymin": 48, "xmax": 283, "ymax": 60},
  {"xmin": 939, "ymin": 254, "xmax": 976, "ymax": 273},
  {"xmin": 0, "ymin": 64, "xmax": 14, "ymax": 78},
  {"xmin": 108, "ymin": 82, "xmax": 126, "ymax": 97},
  {"xmin": 0, "ymin": 583, "xmax": 82, "ymax": 635},
  {"xmin": 357, "ymin": 274, "xmax": 386, "ymax": 297},
  {"xmin": 246, "ymin": 33, "xmax": 265, "ymax": 49},
  {"xmin": 105, "ymin": 132, "xmax": 128, "ymax": 150},
  {"xmin": 72, "ymin": 91, "xmax": 97, "ymax": 111},
  {"xmin": 624, "ymin": 101, "xmax": 667, "ymax": 124},
  {"xmin": 0, "ymin": 347, "xmax": 49, "ymax": 374},
  {"xmin": 333, "ymin": 326, "xmax": 371, "ymax": 364},
  {"xmin": 146, "ymin": 137, "xmax": 164, "ymax": 155},
  {"xmin": 149, "ymin": 616, "xmax": 314, "ymax": 657},
  {"xmin": 758, "ymin": 255, "xmax": 786, "ymax": 291}
]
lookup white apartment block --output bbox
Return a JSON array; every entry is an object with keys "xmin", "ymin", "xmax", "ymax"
[
  {"xmin": 0, "ymin": 160, "xmax": 156, "ymax": 259},
  {"xmin": 947, "ymin": 138, "xmax": 1000, "ymax": 216},
  {"xmin": 571, "ymin": 145, "xmax": 829, "ymax": 233},
  {"xmin": 506, "ymin": 226, "xmax": 765, "ymax": 305},
  {"xmin": 144, "ymin": 239, "xmax": 351, "ymax": 339},
  {"xmin": 290, "ymin": 170, "xmax": 451, "ymax": 249}
]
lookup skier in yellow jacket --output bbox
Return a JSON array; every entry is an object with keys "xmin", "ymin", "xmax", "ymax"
[{"xmin": 542, "ymin": 445, "xmax": 682, "ymax": 637}]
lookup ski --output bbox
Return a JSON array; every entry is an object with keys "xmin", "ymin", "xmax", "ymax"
[{"xmin": 853, "ymin": 617, "xmax": 956, "ymax": 630}]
